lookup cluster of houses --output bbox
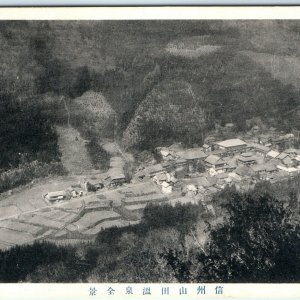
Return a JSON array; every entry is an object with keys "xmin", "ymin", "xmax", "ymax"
[{"xmin": 134, "ymin": 134, "xmax": 300, "ymax": 202}]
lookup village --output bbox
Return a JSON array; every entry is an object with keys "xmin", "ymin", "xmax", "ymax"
[
  {"xmin": 0, "ymin": 124, "xmax": 299, "ymax": 250},
  {"xmin": 41, "ymin": 123, "xmax": 300, "ymax": 224}
]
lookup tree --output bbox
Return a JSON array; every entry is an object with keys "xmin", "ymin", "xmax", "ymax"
[
  {"xmin": 198, "ymin": 189, "xmax": 300, "ymax": 282},
  {"xmin": 71, "ymin": 66, "xmax": 91, "ymax": 98}
]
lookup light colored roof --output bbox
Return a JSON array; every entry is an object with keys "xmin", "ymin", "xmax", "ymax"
[
  {"xmin": 186, "ymin": 184, "xmax": 197, "ymax": 191},
  {"xmin": 265, "ymin": 163, "xmax": 277, "ymax": 172},
  {"xmin": 277, "ymin": 152, "xmax": 289, "ymax": 160},
  {"xmin": 208, "ymin": 187, "xmax": 218, "ymax": 193},
  {"xmin": 46, "ymin": 191, "xmax": 66, "ymax": 197},
  {"xmin": 195, "ymin": 177, "xmax": 211, "ymax": 187},
  {"xmin": 161, "ymin": 181, "xmax": 170, "ymax": 188},
  {"xmin": 161, "ymin": 150, "xmax": 171, "ymax": 157},
  {"xmin": 238, "ymin": 156, "xmax": 257, "ymax": 162},
  {"xmin": 251, "ymin": 164, "xmax": 265, "ymax": 172},
  {"xmin": 144, "ymin": 164, "xmax": 164, "ymax": 175},
  {"xmin": 215, "ymin": 138, "xmax": 247, "ymax": 148},
  {"xmin": 205, "ymin": 154, "xmax": 222, "ymax": 165},
  {"xmin": 228, "ymin": 172, "xmax": 242, "ymax": 181},
  {"xmin": 109, "ymin": 168, "xmax": 125, "ymax": 180},
  {"xmin": 251, "ymin": 163, "xmax": 277, "ymax": 173},
  {"xmin": 240, "ymin": 151, "xmax": 255, "ymax": 157},
  {"xmin": 177, "ymin": 148, "xmax": 207, "ymax": 160},
  {"xmin": 284, "ymin": 133, "xmax": 295, "ymax": 139},
  {"xmin": 267, "ymin": 150, "xmax": 280, "ymax": 158},
  {"xmin": 284, "ymin": 148, "xmax": 300, "ymax": 155},
  {"xmin": 277, "ymin": 165, "xmax": 298, "ymax": 173},
  {"xmin": 155, "ymin": 173, "xmax": 168, "ymax": 181},
  {"xmin": 282, "ymin": 157, "xmax": 294, "ymax": 165},
  {"xmin": 168, "ymin": 143, "xmax": 183, "ymax": 151},
  {"xmin": 215, "ymin": 173, "xmax": 228, "ymax": 179}
]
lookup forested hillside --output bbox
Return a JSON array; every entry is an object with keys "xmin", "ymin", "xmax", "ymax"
[{"xmin": 1, "ymin": 20, "xmax": 300, "ymax": 186}]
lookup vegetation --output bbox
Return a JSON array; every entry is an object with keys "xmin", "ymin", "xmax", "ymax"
[
  {"xmin": 86, "ymin": 137, "xmax": 110, "ymax": 171},
  {"xmin": 2, "ymin": 21, "xmax": 300, "ymax": 156},
  {"xmin": 0, "ymin": 182, "xmax": 298, "ymax": 282},
  {"xmin": 0, "ymin": 161, "xmax": 66, "ymax": 193}
]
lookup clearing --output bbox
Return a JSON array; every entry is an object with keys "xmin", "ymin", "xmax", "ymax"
[
  {"xmin": 241, "ymin": 51, "xmax": 300, "ymax": 90},
  {"xmin": 56, "ymin": 125, "xmax": 93, "ymax": 174}
]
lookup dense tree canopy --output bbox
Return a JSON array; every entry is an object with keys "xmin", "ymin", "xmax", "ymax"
[{"xmin": 197, "ymin": 187, "xmax": 299, "ymax": 282}]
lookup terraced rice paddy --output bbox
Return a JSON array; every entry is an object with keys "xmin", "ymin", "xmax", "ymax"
[
  {"xmin": 125, "ymin": 203, "xmax": 147, "ymax": 211},
  {"xmin": 0, "ymin": 220, "xmax": 43, "ymax": 236},
  {"xmin": 73, "ymin": 210, "xmax": 121, "ymax": 230},
  {"xmin": 83, "ymin": 219, "xmax": 127, "ymax": 235},
  {"xmin": 0, "ymin": 228, "xmax": 34, "ymax": 247},
  {"xmin": 122, "ymin": 194, "xmax": 167, "ymax": 206},
  {"xmin": 0, "ymin": 205, "xmax": 22, "ymax": 219},
  {"xmin": 22, "ymin": 215, "xmax": 65, "ymax": 229}
]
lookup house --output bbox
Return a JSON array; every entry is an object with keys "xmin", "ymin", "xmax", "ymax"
[
  {"xmin": 249, "ymin": 143, "xmax": 270, "ymax": 155},
  {"xmin": 168, "ymin": 142, "xmax": 184, "ymax": 151},
  {"xmin": 214, "ymin": 138, "xmax": 247, "ymax": 154},
  {"xmin": 258, "ymin": 134, "xmax": 271, "ymax": 145},
  {"xmin": 161, "ymin": 181, "xmax": 172, "ymax": 194},
  {"xmin": 272, "ymin": 133, "xmax": 295, "ymax": 149},
  {"xmin": 225, "ymin": 123, "xmax": 234, "ymax": 129},
  {"xmin": 173, "ymin": 158, "xmax": 187, "ymax": 167},
  {"xmin": 277, "ymin": 165, "xmax": 299, "ymax": 176},
  {"xmin": 202, "ymin": 144, "xmax": 211, "ymax": 152},
  {"xmin": 282, "ymin": 156, "xmax": 295, "ymax": 167},
  {"xmin": 108, "ymin": 168, "xmax": 126, "ymax": 186},
  {"xmin": 44, "ymin": 191, "xmax": 67, "ymax": 202},
  {"xmin": 176, "ymin": 148, "xmax": 207, "ymax": 162},
  {"xmin": 284, "ymin": 148, "xmax": 300, "ymax": 156},
  {"xmin": 157, "ymin": 147, "xmax": 174, "ymax": 161},
  {"xmin": 186, "ymin": 184, "xmax": 198, "ymax": 197},
  {"xmin": 204, "ymin": 136, "xmax": 216, "ymax": 145},
  {"xmin": 87, "ymin": 179, "xmax": 104, "ymax": 191},
  {"xmin": 205, "ymin": 154, "xmax": 227, "ymax": 170},
  {"xmin": 266, "ymin": 150, "xmax": 280, "ymax": 159},
  {"xmin": 195, "ymin": 177, "xmax": 211, "ymax": 188},
  {"xmin": 294, "ymin": 155, "xmax": 300, "ymax": 164},
  {"xmin": 143, "ymin": 164, "xmax": 165, "ymax": 177},
  {"xmin": 251, "ymin": 163, "xmax": 277, "ymax": 175},
  {"xmin": 237, "ymin": 155, "xmax": 258, "ymax": 166},
  {"xmin": 228, "ymin": 172, "xmax": 242, "ymax": 182},
  {"xmin": 153, "ymin": 172, "xmax": 168, "ymax": 184},
  {"xmin": 277, "ymin": 152, "xmax": 289, "ymax": 161}
]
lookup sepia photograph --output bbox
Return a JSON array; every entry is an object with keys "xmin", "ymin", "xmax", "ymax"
[{"xmin": 0, "ymin": 9, "xmax": 299, "ymax": 283}]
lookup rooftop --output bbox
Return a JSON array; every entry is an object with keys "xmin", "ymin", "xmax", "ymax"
[
  {"xmin": 277, "ymin": 152, "xmax": 289, "ymax": 160},
  {"xmin": 215, "ymin": 138, "xmax": 247, "ymax": 148},
  {"xmin": 177, "ymin": 148, "xmax": 207, "ymax": 160},
  {"xmin": 205, "ymin": 154, "xmax": 222, "ymax": 165},
  {"xmin": 266, "ymin": 150, "xmax": 280, "ymax": 158},
  {"xmin": 237, "ymin": 156, "xmax": 258, "ymax": 162},
  {"xmin": 143, "ymin": 164, "xmax": 164, "ymax": 175},
  {"xmin": 46, "ymin": 191, "xmax": 66, "ymax": 197}
]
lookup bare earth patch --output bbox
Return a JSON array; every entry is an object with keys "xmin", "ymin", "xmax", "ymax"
[{"xmin": 56, "ymin": 125, "xmax": 93, "ymax": 175}]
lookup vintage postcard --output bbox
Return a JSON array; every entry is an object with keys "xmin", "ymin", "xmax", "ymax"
[{"xmin": 0, "ymin": 6, "xmax": 299, "ymax": 299}]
